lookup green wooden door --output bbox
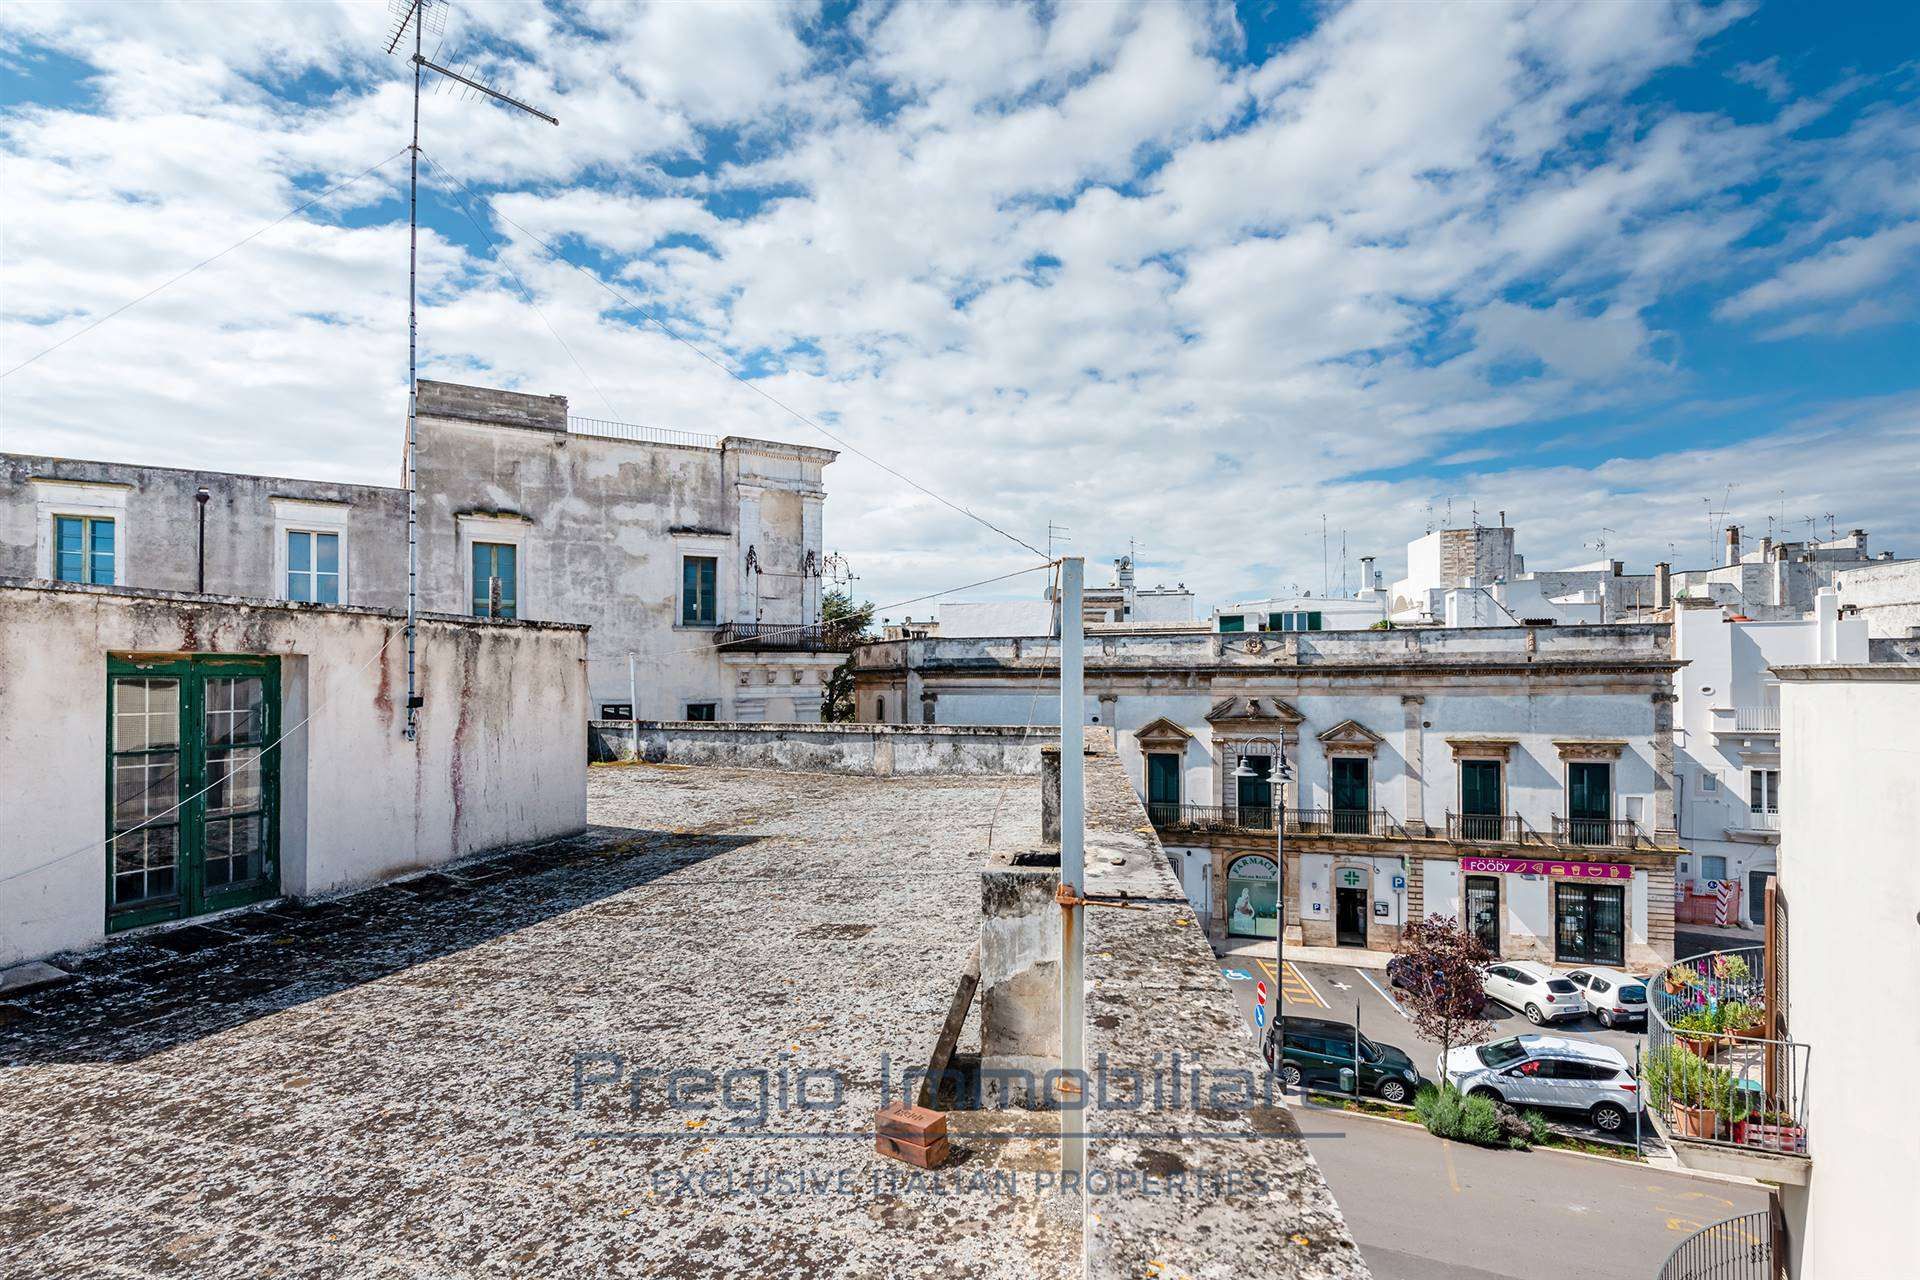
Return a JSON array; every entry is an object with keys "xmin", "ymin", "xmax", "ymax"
[
  {"xmin": 1332, "ymin": 757, "xmax": 1370, "ymax": 834},
  {"xmin": 108, "ymin": 655, "xmax": 280, "ymax": 931},
  {"xmin": 1460, "ymin": 759, "xmax": 1502, "ymax": 840},
  {"xmin": 1567, "ymin": 761, "xmax": 1612, "ymax": 845},
  {"xmin": 1146, "ymin": 752, "xmax": 1181, "ymax": 824}
]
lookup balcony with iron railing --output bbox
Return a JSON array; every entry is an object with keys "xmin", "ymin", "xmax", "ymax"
[
  {"xmin": 1146, "ymin": 804, "xmax": 1405, "ymax": 840},
  {"xmin": 711, "ymin": 620, "xmax": 861, "ymax": 653},
  {"xmin": 1655, "ymin": 1209, "xmax": 1776, "ymax": 1280},
  {"xmin": 1552, "ymin": 816, "xmax": 1644, "ymax": 850},
  {"xmin": 1444, "ymin": 812, "xmax": 1543, "ymax": 845},
  {"xmin": 1645, "ymin": 946, "xmax": 1809, "ymax": 1182}
]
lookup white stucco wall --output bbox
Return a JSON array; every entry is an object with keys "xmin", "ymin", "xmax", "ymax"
[
  {"xmin": 0, "ymin": 582, "xmax": 588, "ymax": 966},
  {"xmin": 937, "ymin": 600, "xmax": 1054, "ymax": 638},
  {"xmin": 1833, "ymin": 558, "xmax": 1920, "ymax": 638},
  {"xmin": 1775, "ymin": 667, "xmax": 1920, "ymax": 1279}
]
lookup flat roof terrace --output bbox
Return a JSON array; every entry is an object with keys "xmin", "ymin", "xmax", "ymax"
[{"xmin": 0, "ymin": 752, "xmax": 1363, "ymax": 1278}]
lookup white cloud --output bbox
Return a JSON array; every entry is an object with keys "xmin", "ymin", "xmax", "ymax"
[{"xmin": 1718, "ymin": 220, "xmax": 1920, "ymax": 320}]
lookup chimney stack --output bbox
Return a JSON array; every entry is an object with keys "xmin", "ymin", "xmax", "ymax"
[
  {"xmin": 1772, "ymin": 544, "xmax": 1790, "ymax": 607},
  {"xmin": 1724, "ymin": 524, "xmax": 1742, "ymax": 567},
  {"xmin": 1654, "ymin": 562, "xmax": 1672, "ymax": 608}
]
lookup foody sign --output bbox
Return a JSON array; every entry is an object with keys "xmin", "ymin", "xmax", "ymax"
[{"xmin": 1458, "ymin": 856, "xmax": 1630, "ymax": 879}]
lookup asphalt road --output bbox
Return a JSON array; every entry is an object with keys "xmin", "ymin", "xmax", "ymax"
[{"xmin": 1297, "ymin": 1100, "xmax": 1772, "ymax": 1280}]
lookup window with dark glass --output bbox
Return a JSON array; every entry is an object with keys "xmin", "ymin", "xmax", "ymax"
[
  {"xmin": 471, "ymin": 542, "xmax": 517, "ymax": 619},
  {"xmin": 55, "ymin": 514, "xmax": 115, "ymax": 584},
  {"xmin": 1749, "ymin": 769, "xmax": 1779, "ymax": 814},
  {"xmin": 682, "ymin": 555, "xmax": 718, "ymax": 626},
  {"xmin": 1566, "ymin": 761, "xmax": 1612, "ymax": 844},
  {"xmin": 287, "ymin": 530, "xmax": 341, "ymax": 604},
  {"xmin": 1459, "ymin": 759, "xmax": 1503, "ymax": 840},
  {"xmin": 686, "ymin": 702, "xmax": 717, "ymax": 722},
  {"xmin": 1217, "ymin": 615, "xmax": 1245, "ymax": 632}
]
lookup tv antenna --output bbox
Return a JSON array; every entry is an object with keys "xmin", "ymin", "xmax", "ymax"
[
  {"xmin": 1047, "ymin": 521, "xmax": 1071, "ymax": 557},
  {"xmin": 385, "ymin": 0, "xmax": 558, "ymax": 741}
]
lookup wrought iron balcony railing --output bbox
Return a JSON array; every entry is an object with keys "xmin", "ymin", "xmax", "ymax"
[
  {"xmin": 1646, "ymin": 946, "xmax": 1808, "ymax": 1160},
  {"xmin": 710, "ymin": 621, "xmax": 861, "ymax": 652},
  {"xmin": 1445, "ymin": 812, "xmax": 1541, "ymax": 844},
  {"xmin": 1286, "ymin": 808, "xmax": 1405, "ymax": 838},
  {"xmin": 1552, "ymin": 816, "xmax": 1643, "ymax": 849},
  {"xmin": 1656, "ymin": 1209, "xmax": 1776, "ymax": 1280},
  {"xmin": 1145, "ymin": 804, "xmax": 1405, "ymax": 839}
]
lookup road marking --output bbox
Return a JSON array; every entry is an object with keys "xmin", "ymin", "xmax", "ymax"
[
  {"xmin": 1358, "ymin": 967, "xmax": 1406, "ymax": 1018},
  {"xmin": 1255, "ymin": 958, "xmax": 1327, "ymax": 1009},
  {"xmin": 1442, "ymin": 1138, "xmax": 1462, "ymax": 1194}
]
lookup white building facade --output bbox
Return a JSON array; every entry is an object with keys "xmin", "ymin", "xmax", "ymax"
[
  {"xmin": 1669, "ymin": 594, "xmax": 1868, "ymax": 927},
  {"xmin": 854, "ymin": 625, "xmax": 1685, "ymax": 967}
]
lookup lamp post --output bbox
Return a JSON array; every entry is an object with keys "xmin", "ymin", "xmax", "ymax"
[{"xmin": 1232, "ymin": 738, "xmax": 1294, "ymax": 1059}]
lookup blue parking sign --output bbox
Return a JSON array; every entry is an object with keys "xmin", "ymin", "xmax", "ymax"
[{"xmin": 1392, "ymin": 874, "xmax": 1406, "ymax": 891}]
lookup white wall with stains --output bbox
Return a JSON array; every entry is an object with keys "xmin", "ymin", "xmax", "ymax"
[{"xmin": 0, "ymin": 580, "xmax": 587, "ymax": 966}]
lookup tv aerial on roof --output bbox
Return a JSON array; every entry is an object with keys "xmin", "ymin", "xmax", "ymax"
[{"xmin": 382, "ymin": 0, "xmax": 558, "ymax": 742}]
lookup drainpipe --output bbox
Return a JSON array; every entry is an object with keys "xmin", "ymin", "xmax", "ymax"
[
  {"xmin": 195, "ymin": 488, "xmax": 211, "ymax": 592},
  {"xmin": 1058, "ymin": 556, "xmax": 1086, "ymax": 1178}
]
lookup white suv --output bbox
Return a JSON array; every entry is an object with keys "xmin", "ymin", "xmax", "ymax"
[
  {"xmin": 1439, "ymin": 1035, "xmax": 1642, "ymax": 1135},
  {"xmin": 1565, "ymin": 967, "xmax": 1649, "ymax": 1028},
  {"xmin": 1481, "ymin": 960, "xmax": 1587, "ymax": 1024}
]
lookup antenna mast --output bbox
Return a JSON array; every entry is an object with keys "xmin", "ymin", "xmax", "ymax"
[{"xmin": 385, "ymin": 0, "xmax": 557, "ymax": 742}]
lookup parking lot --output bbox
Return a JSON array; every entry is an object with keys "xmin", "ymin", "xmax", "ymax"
[{"xmin": 1216, "ymin": 951, "xmax": 1651, "ymax": 1139}]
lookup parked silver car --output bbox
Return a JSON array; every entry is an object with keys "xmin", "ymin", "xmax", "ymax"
[
  {"xmin": 1565, "ymin": 966, "xmax": 1648, "ymax": 1028},
  {"xmin": 1439, "ymin": 1034, "xmax": 1642, "ymax": 1135},
  {"xmin": 1480, "ymin": 960, "xmax": 1587, "ymax": 1024}
]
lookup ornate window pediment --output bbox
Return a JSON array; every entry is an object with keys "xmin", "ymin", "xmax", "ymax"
[
  {"xmin": 1205, "ymin": 695, "xmax": 1304, "ymax": 728},
  {"xmin": 1554, "ymin": 739, "xmax": 1626, "ymax": 761},
  {"xmin": 1135, "ymin": 716, "xmax": 1194, "ymax": 750},
  {"xmin": 1447, "ymin": 736, "xmax": 1518, "ymax": 761},
  {"xmin": 1316, "ymin": 718, "xmax": 1384, "ymax": 755}
]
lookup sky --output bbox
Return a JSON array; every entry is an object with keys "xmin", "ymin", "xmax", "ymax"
[{"xmin": 2, "ymin": 0, "xmax": 1917, "ymax": 619}]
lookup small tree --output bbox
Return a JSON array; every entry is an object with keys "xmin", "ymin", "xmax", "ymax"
[
  {"xmin": 1393, "ymin": 914, "xmax": 1493, "ymax": 1084},
  {"xmin": 819, "ymin": 587, "xmax": 874, "ymax": 722}
]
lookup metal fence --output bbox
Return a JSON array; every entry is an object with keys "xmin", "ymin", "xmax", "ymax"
[
  {"xmin": 711, "ymin": 621, "xmax": 859, "ymax": 652},
  {"xmin": 1145, "ymin": 805, "xmax": 1406, "ymax": 838},
  {"xmin": 569, "ymin": 417, "xmax": 722, "ymax": 449},
  {"xmin": 1445, "ymin": 812, "xmax": 1540, "ymax": 844},
  {"xmin": 1647, "ymin": 947, "xmax": 1809, "ymax": 1155},
  {"xmin": 1552, "ymin": 816, "xmax": 1643, "ymax": 849},
  {"xmin": 1656, "ymin": 1210, "xmax": 1776, "ymax": 1280}
]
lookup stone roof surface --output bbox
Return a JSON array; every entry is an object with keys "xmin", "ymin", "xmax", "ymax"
[{"xmin": 1, "ymin": 753, "xmax": 1364, "ymax": 1279}]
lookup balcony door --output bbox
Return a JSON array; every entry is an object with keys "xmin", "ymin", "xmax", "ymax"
[
  {"xmin": 108, "ymin": 655, "xmax": 280, "ymax": 932},
  {"xmin": 1566, "ymin": 761, "xmax": 1613, "ymax": 846},
  {"xmin": 1235, "ymin": 755, "xmax": 1272, "ymax": 829},
  {"xmin": 1332, "ymin": 757, "xmax": 1370, "ymax": 835},
  {"xmin": 1146, "ymin": 752, "xmax": 1181, "ymax": 825},
  {"xmin": 1460, "ymin": 760, "xmax": 1502, "ymax": 841}
]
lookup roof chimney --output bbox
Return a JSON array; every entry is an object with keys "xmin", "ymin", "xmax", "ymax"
[
  {"xmin": 1654, "ymin": 562, "xmax": 1672, "ymax": 608},
  {"xmin": 1724, "ymin": 524, "xmax": 1742, "ymax": 567}
]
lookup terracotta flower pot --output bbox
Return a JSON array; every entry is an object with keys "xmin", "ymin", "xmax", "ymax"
[
  {"xmin": 1673, "ymin": 1103, "xmax": 1717, "ymax": 1139},
  {"xmin": 1675, "ymin": 1033, "xmax": 1718, "ymax": 1058}
]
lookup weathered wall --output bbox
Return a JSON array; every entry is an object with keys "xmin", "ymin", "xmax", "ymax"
[
  {"xmin": 1775, "ymin": 666, "xmax": 1920, "ymax": 1280},
  {"xmin": 591, "ymin": 720, "xmax": 1058, "ymax": 776},
  {"xmin": 1834, "ymin": 558, "xmax": 1920, "ymax": 638},
  {"xmin": 410, "ymin": 382, "xmax": 839, "ymax": 722},
  {"xmin": 1, "ymin": 453, "xmax": 407, "ymax": 606},
  {"xmin": 0, "ymin": 580, "xmax": 587, "ymax": 966}
]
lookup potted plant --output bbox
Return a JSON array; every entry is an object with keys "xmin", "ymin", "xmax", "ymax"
[
  {"xmin": 1711, "ymin": 953, "xmax": 1752, "ymax": 985},
  {"xmin": 1711, "ymin": 1077, "xmax": 1753, "ymax": 1143},
  {"xmin": 1717, "ymin": 999, "xmax": 1764, "ymax": 1041},
  {"xmin": 1669, "ymin": 1009, "xmax": 1722, "ymax": 1058},
  {"xmin": 1744, "ymin": 1108, "xmax": 1806, "ymax": 1153},
  {"xmin": 1647, "ymin": 1045, "xmax": 1720, "ymax": 1138}
]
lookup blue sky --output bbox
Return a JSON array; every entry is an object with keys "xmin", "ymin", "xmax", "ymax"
[{"xmin": 2, "ymin": 1, "xmax": 1916, "ymax": 612}]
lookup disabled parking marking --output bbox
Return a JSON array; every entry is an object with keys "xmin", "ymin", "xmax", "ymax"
[
  {"xmin": 1256, "ymin": 957, "xmax": 1328, "ymax": 1009},
  {"xmin": 1219, "ymin": 967, "xmax": 1254, "ymax": 982}
]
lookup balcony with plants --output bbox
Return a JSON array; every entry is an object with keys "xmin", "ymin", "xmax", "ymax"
[{"xmin": 1645, "ymin": 947, "xmax": 1809, "ymax": 1179}]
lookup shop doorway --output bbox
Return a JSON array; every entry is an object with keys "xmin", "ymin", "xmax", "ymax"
[
  {"xmin": 1335, "ymin": 884, "xmax": 1368, "ymax": 947},
  {"xmin": 107, "ymin": 655, "xmax": 281, "ymax": 932},
  {"xmin": 1465, "ymin": 874, "xmax": 1501, "ymax": 956},
  {"xmin": 1553, "ymin": 882, "xmax": 1625, "ymax": 966}
]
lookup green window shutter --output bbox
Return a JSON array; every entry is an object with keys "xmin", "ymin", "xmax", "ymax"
[
  {"xmin": 1308, "ymin": 611, "xmax": 1322, "ymax": 631},
  {"xmin": 683, "ymin": 556, "xmax": 717, "ymax": 625},
  {"xmin": 1218, "ymin": 615, "xmax": 1244, "ymax": 632}
]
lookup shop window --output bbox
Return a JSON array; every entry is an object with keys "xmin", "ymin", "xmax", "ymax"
[
  {"xmin": 55, "ymin": 514, "xmax": 115, "ymax": 584},
  {"xmin": 1225, "ymin": 854, "xmax": 1278, "ymax": 938}
]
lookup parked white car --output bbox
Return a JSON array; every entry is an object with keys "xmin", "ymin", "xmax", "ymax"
[
  {"xmin": 1564, "ymin": 966, "xmax": 1649, "ymax": 1028},
  {"xmin": 1481, "ymin": 960, "xmax": 1587, "ymax": 1024},
  {"xmin": 1439, "ymin": 1034, "xmax": 1642, "ymax": 1135}
]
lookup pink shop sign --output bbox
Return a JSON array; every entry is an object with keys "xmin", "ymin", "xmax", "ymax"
[{"xmin": 1459, "ymin": 856, "xmax": 1631, "ymax": 880}]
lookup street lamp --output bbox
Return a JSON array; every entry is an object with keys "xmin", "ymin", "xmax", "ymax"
[{"xmin": 1232, "ymin": 737, "xmax": 1294, "ymax": 1061}]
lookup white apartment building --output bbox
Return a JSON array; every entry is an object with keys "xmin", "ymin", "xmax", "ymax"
[
  {"xmin": 854, "ymin": 624, "xmax": 1685, "ymax": 967},
  {"xmin": 1, "ymin": 381, "xmax": 842, "ymax": 724},
  {"xmin": 1669, "ymin": 592, "xmax": 1868, "ymax": 927}
]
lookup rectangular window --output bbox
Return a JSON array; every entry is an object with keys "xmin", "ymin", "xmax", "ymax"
[
  {"xmin": 686, "ymin": 702, "xmax": 717, "ymax": 721},
  {"xmin": 1566, "ymin": 761, "xmax": 1612, "ymax": 844},
  {"xmin": 1267, "ymin": 611, "xmax": 1324, "ymax": 632},
  {"xmin": 1217, "ymin": 615, "xmax": 1245, "ymax": 633},
  {"xmin": 682, "ymin": 555, "xmax": 718, "ymax": 626},
  {"xmin": 1700, "ymin": 855, "xmax": 1728, "ymax": 882},
  {"xmin": 471, "ymin": 542, "xmax": 517, "ymax": 619},
  {"xmin": 1749, "ymin": 770, "xmax": 1779, "ymax": 814},
  {"xmin": 55, "ymin": 515, "xmax": 115, "ymax": 584},
  {"xmin": 286, "ymin": 530, "xmax": 341, "ymax": 604}
]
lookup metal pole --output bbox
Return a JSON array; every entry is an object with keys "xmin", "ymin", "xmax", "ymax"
[
  {"xmin": 628, "ymin": 651, "xmax": 638, "ymax": 760},
  {"xmin": 403, "ymin": 4, "xmax": 422, "ymax": 742},
  {"xmin": 1059, "ymin": 556, "xmax": 1086, "ymax": 1176},
  {"xmin": 1276, "ymin": 760, "xmax": 1287, "ymax": 1051},
  {"xmin": 195, "ymin": 488, "xmax": 209, "ymax": 593}
]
